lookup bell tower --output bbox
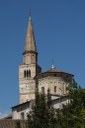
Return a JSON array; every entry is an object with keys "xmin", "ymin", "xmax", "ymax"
[{"xmin": 19, "ymin": 16, "xmax": 41, "ymax": 103}]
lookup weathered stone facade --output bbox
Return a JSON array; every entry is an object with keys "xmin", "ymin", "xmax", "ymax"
[
  {"xmin": 12, "ymin": 101, "xmax": 33, "ymax": 120},
  {"xmin": 35, "ymin": 68, "xmax": 73, "ymax": 100},
  {"xmin": 19, "ymin": 64, "xmax": 37, "ymax": 103}
]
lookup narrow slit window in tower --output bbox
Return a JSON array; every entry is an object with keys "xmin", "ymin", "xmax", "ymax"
[
  {"xmin": 24, "ymin": 70, "xmax": 26, "ymax": 78},
  {"xmin": 54, "ymin": 86, "xmax": 57, "ymax": 93},
  {"xmin": 28, "ymin": 70, "xmax": 31, "ymax": 77},
  {"xmin": 27, "ymin": 70, "xmax": 29, "ymax": 77}
]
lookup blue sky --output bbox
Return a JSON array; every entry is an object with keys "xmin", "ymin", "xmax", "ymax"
[{"xmin": 0, "ymin": 0, "xmax": 85, "ymax": 115}]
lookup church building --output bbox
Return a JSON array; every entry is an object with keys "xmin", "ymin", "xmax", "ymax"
[
  {"xmin": 11, "ymin": 16, "xmax": 74, "ymax": 120},
  {"xmin": 0, "ymin": 16, "xmax": 74, "ymax": 123}
]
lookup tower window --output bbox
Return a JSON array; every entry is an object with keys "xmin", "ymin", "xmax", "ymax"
[
  {"xmin": 41, "ymin": 87, "xmax": 45, "ymax": 93},
  {"xmin": 27, "ymin": 70, "xmax": 28, "ymax": 77},
  {"xmin": 24, "ymin": 70, "xmax": 26, "ymax": 78},
  {"xmin": 54, "ymin": 86, "xmax": 57, "ymax": 93},
  {"xmin": 28, "ymin": 70, "xmax": 31, "ymax": 77},
  {"xmin": 24, "ymin": 70, "xmax": 31, "ymax": 78}
]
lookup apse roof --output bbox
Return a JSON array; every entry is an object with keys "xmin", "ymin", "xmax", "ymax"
[{"xmin": 35, "ymin": 66, "xmax": 74, "ymax": 79}]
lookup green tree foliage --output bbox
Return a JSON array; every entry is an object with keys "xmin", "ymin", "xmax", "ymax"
[
  {"xmin": 27, "ymin": 90, "xmax": 56, "ymax": 128},
  {"xmin": 27, "ymin": 82, "xmax": 85, "ymax": 128},
  {"xmin": 59, "ymin": 82, "xmax": 85, "ymax": 128}
]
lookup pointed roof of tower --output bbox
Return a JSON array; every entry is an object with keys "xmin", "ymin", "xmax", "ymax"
[{"xmin": 24, "ymin": 16, "xmax": 37, "ymax": 54}]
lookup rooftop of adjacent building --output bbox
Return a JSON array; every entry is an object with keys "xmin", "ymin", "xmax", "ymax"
[{"xmin": 0, "ymin": 119, "xmax": 27, "ymax": 128}]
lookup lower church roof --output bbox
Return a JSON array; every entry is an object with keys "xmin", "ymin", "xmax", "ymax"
[{"xmin": 0, "ymin": 119, "xmax": 27, "ymax": 128}]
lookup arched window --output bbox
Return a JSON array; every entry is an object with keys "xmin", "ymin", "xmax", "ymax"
[
  {"xmin": 21, "ymin": 112, "xmax": 24, "ymax": 119},
  {"xmin": 24, "ymin": 70, "xmax": 31, "ymax": 78},
  {"xmin": 41, "ymin": 87, "xmax": 45, "ymax": 93},
  {"xmin": 28, "ymin": 70, "xmax": 31, "ymax": 77},
  {"xmin": 27, "ymin": 70, "xmax": 28, "ymax": 77},
  {"xmin": 47, "ymin": 88, "xmax": 50, "ymax": 93},
  {"xmin": 24, "ymin": 70, "xmax": 26, "ymax": 78},
  {"xmin": 54, "ymin": 86, "xmax": 57, "ymax": 93}
]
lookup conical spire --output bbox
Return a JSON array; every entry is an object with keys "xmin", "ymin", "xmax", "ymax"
[{"xmin": 24, "ymin": 16, "xmax": 37, "ymax": 54}]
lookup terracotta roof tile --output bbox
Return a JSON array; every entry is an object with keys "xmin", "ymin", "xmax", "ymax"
[
  {"xmin": 0, "ymin": 120, "xmax": 27, "ymax": 128},
  {"xmin": 47, "ymin": 68, "xmax": 62, "ymax": 73}
]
